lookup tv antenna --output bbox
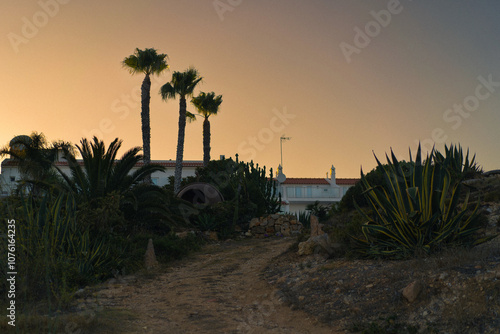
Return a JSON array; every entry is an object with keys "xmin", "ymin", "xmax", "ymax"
[{"xmin": 280, "ymin": 135, "xmax": 291, "ymax": 169}]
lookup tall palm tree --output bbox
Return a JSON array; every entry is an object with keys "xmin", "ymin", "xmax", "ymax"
[
  {"xmin": 160, "ymin": 67, "xmax": 203, "ymax": 193},
  {"xmin": 191, "ymin": 92, "xmax": 223, "ymax": 167},
  {"xmin": 122, "ymin": 48, "xmax": 168, "ymax": 181}
]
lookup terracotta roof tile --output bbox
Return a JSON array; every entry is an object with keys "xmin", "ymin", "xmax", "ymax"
[
  {"xmin": 281, "ymin": 178, "xmax": 330, "ymax": 185},
  {"xmin": 335, "ymin": 178, "xmax": 359, "ymax": 185},
  {"xmin": 280, "ymin": 177, "xmax": 359, "ymax": 185}
]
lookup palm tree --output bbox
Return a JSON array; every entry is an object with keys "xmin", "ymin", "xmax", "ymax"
[
  {"xmin": 160, "ymin": 68, "xmax": 203, "ymax": 193},
  {"xmin": 122, "ymin": 48, "xmax": 168, "ymax": 181},
  {"xmin": 0, "ymin": 132, "xmax": 73, "ymax": 194},
  {"xmin": 191, "ymin": 92, "xmax": 223, "ymax": 167},
  {"xmin": 56, "ymin": 137, "xmax": 165, "ymax": 203}
]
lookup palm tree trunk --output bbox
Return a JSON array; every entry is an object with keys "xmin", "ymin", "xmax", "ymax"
[
  {"xmin": 203, "ymin": 117, "xmax": 211, "ymax": 167},
  {"xmin": 141, "ymin": 74, "xmax": 152, "ymax": 184},
  {"xmin": 174, "ymin": 96, "xmax": 187, "ymax": 193}
]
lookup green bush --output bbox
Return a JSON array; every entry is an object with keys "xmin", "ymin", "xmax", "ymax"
[{"xmin": 353, "ymin": 145, "xmax": 496, "ymax": 259}]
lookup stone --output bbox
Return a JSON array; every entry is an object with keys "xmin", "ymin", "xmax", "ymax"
[
  {"xmin": 261, "ymin": 219, "xmax": 268, "ymax": 226},
  {"xmin": 290, "ymin": 219, "xmax": 297, "ymax": 225},
  {"xmin": 253, "ymin": 226, "xmax": 266, "ymax": 234},
  {"xmin": 281, "ymin": 223, "xmax": 291, "ymax": 236},
  {"xmin": 297, "ymin": 240, "xmax": 315, "ymax": 256},
  {"xmin": 271, "ymin": 214, "xmax": 280, "ymax": 220},
  {"xmin": 403, "ymin": 280, "xmax": 424, "ymax": 303},
  {"xmin": 144, "ymin": 239, "xmax": 158, "ymax": 270},
  {"xmin": 249, "ymin": 218, "xmax": 260, "ymax": 228},
  {"xmin": 297, "ymin": 233, "xmax": 337, "ymax": 257},
  {"xmin": 310, "ymin": 215, "xmax": 324, "ymax": 237}
]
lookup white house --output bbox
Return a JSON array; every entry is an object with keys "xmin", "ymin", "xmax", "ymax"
[
  {"xmin": 276, "ymin": 165, "xmax": 358, "ymax": 213},
  {"xmin": 0, "ymin": 157, "xmax": 204, "ymax": 196}
]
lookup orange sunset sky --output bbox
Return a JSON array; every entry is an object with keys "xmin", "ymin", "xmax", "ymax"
[{"xmin": 1, "ymin": 0, "xmax": 499, "ymax": 178}]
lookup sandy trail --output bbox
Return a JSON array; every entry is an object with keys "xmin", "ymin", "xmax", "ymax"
[{"xmin": 94, "ymin": 237, "xmax": 341, "ymax": 333}]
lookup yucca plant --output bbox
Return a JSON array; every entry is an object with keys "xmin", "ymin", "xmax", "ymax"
[{"xmin": 353, "ymin": 145, "xmax": 496, "ymax": 259}]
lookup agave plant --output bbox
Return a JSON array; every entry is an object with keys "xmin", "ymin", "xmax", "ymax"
[
  {"xmin": 353, "ymin": 145, "xmax": 495, "ymax": 259},
  {"xmin": 433, "ymin": 144, "xmax": 482, "ymax": 182}
]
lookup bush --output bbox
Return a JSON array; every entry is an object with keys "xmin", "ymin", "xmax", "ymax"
[
  {"xmin": 353, "ymin": 145, "xmax": 497, "ymax": 259},
  {"xmin": 0, "ymin": 193, "xmax": 119, "ymax": 309}
]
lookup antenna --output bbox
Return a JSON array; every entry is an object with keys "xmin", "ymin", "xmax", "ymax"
[{"xmin": 280, "ymin": 135, "xmax": 291, "ymax": 169}]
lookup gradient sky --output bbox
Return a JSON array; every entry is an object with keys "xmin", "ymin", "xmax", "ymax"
[{"xmin": 1, "ymin": 0, "xmax": 499, "ymax": 178}]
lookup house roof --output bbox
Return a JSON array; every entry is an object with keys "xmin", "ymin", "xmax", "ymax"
[
  {"xmin": 280, "ymin": 177, "xmax": 359, "ymax": 186},
  {"xmin": 335, "ymin": 178, "xmax": 359, "ymax": 185}
]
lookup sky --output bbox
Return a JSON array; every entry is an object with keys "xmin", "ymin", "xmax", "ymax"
[{"xmin": 1, "ymin": 0, "xmax": 499, "ymax": 178}]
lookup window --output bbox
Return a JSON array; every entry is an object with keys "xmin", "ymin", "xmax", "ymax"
[
  {"xmin": 152, "ymin": 178, "xmax": 158, "ymax": 185},
  {"xmin": 10, "ymin": 176, "xmax": 15, "ymax": 182},
  {"xmin": 287, "ymin": 187, "xmax": 295, "ymax": 198},
  {"xmin": 306, "ymin": 186, "xmax": 312, "ymax": 198},
  {"xmin": 295, "ymin": 187, "xmax": 302, "ymax": 198}
]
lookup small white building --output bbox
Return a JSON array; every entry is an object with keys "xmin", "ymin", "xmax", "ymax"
[
  {"xmin": 0, "ymin": 158, "xmax": 204, "ymax": 196},
  {"xmin": 276, "ymin": 165, "xmax": 358, "ymax": 214}
]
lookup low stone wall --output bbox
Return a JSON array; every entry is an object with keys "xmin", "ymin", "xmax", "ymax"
[{"xmin": 248, "ymin": 214, "xmax": 303, "ymax": 238}]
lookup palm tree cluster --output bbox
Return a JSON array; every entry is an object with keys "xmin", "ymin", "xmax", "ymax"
[{"xmin": 122, "ymin": 48, "xmax": 223, "ymax": 193}]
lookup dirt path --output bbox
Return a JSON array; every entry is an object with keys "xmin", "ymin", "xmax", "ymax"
[{"xmin": 93, "ymin": 237, "xmax": 341, "ymax": 333}]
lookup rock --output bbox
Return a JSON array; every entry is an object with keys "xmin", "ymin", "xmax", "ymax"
[
  {"xmin": 281, "ymin": 223, "xmax": 291, "ymax": 237},
  {"xmin": 176, "ymin": 231, "xmax": 189, "ymax": 238},
  {"xmin": 249, "ymin": 218, "xmax": 260, "ymax": 228},
  {"xmin": 403, "ymin": 280, "xmax": 424, "ymax": 303},
  {"xmin": 271, "ymin": 214, "xmax": 280, "ymax": 220},
  {"xmin": 144, "ymin": 238, "xmax": 158, "ymax": 270},
  {"xmin": 297, "ymin": 240, "xmax": 315, "ymax": 256},
  {"xmin": 310, "ymin": 215, "xmax": 324, "ymax": 237},
  {"xmin": 297, "ymin": 232, "xmax": 337, "ymax": 257}
]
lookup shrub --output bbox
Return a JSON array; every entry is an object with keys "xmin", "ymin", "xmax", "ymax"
[
  {"xmin": 353, "ymin": 145, "xmax": 497, "ymax": 259},
  {"xmin": 0, "ymin": 193, "xmax": 119, "ymax": 308}
]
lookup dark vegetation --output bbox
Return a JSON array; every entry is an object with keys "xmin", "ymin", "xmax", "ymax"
[{"xmin": 0, "ymin": 131, "xmax": 280, "ymax": 327}]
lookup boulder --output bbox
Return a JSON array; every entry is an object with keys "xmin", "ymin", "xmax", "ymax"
[{"xmin": 297, "ymin": 233, "xmax": 339, "ymax": 257}]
